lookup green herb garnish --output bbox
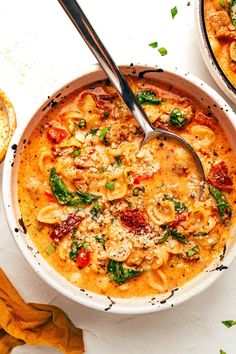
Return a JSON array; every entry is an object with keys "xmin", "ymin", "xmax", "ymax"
[
  {"xmin": 46, "ymin": 244, "xmax": 55, "ymax": 255},
  {"xmin": 77, "ymin": 119, "xmax": 86, "ymax": 128},
  {"xmin": 209, "ymin": 185, "xmax": 232, "ymax": 223},
  {"xmin": 170, "ymin": 230, "xmax": 189, "ymax": 244},
  {"xmin": 220, "ymin": 350, "xmax": 227, "ymax": 354},
  {"xmin": 100, "ymin": 127, "xmax": 111, "ymax": 141},
  {"xmin": 88, "ymin": 128, "xmax": 99, "ymax": 136},
  {"xmin": 164, "ymin": 196, "xmax": 187, "ymax": 213},
  {"xmin": 158, "ymin": 231, "xmax": 170, "ymax": 244},
  {"xmin": 149, "ymin": 41, "xmax": 158, "ymax": 48},
  {"xmin": 171, "ymin": 6, "xmax": 178, "ymax": 18},
  {"xmin": 95, "ymin": 234, "xmax": 106, "ymax": 247},
  {"xmin": 107, "ymin": 260, "xmax": 141, "ymax": 284},
  {"xmin": 170, "ymin": 108, "xmax": 188, "ymax": 128},
  {"xmin": 90, "ymin": 202, "xmax": 101, "ymax": 220},
  {"xmin": 50, "ymin": 168, "xmax": 100, "ymax": 206},
  {"xmin": 158, "ymin": 47, "xmax": 168, "ymax": 56},
  {"xmin": 222, "ymin": 320, "xmax": 236, "ymax": 328},
  {"xmin": 137, "ymin": 91, "xmax": 162, "ymax": 105},
  {"xmin": 115, "ymin": 156, "xmax": 122, "ymax": 167},
  {"xmin": 193, "ymin": 232, "xmax": 208, "ymax": 237},
  {"xmin": 186, "ymin": 245, "xmax": 200, "ymax": 257},
  {"xmin": 125, "ymin": 200, "xmax": 132, "ymax": 207},
  {"xmin": 133, "ymin": 186, "xmax": 145, "ymax": 197},
  {"xmin": 219, "ymin": 0, "xmax": 226, "ymax": 8},
  {"xmin": 105, "ymin": 181, "xmax": 115, "ymax": 190},
  {"xmin": 99, "ymin": 167, "xmax": 108, "ymax": 173},
  {"xmin": 69, "ymin": 241, "xmax": 81, "ymax": 261},
  {"xmin": 73, "ymin": 149, "xmax": 81, "ymax": 158},
  {"xmin": 229, "ymin": 0, "xmax": 236, "ymax": 27}
]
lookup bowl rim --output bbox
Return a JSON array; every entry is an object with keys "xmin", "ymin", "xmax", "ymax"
[
  {"xmin": 196, "ymin": 0, "xmax": 236, "ymax": 103},
  {"xmin": 3, "ymin": 63, "xmax": 236, "ymax": 314}
]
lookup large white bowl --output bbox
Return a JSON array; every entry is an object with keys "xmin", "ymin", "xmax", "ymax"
[
  {"xmin": 3, "ymin": 64, "xmax": 236, "ymax": 314},
  {"xmin": 196, "ymin": 0, "xmax": 236, "ymax": 103}
]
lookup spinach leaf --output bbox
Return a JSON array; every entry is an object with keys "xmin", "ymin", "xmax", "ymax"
[
  {"xmin": 186, "ymin": 245, "xmax": 200, "ymax": 257},
  {"xmin": 170, "ymin": 108, "xmax": 188, "ymax": 128},
  {"xmin": 95, "ymin": 234, "xmax": 106, "ymax": 247},
  {"xmin": 209, "ymin": 185, "xmax": 232, "ymax": 223},
  {"xmin": 222, "ymin": 320, "xmax": 236, "ymax": 328},
  {"xmin": 137, "ymin": 91, "xmax": 162, "ymax": 105},
  {"xmin": 170, "ymin": 230, "xmax": 189, "ymax": 244},
  {"xmin": 107, "ymin": 260, "xmax": 141, "ymax": 284},
  {"xmin": 90, "ymin": 202, "xmax": 101, "ymax": 220},
  {"xmin": 164, "ymin": 196, "xmax": 187, "ymax": 213},
  {"xmin": 229, "ymin": 0, "xmax": 236, "ymax": 27},
  {"xmin": 50, "ymin": 168, "xmax": 100, "ymax": 206},
  {"xmin": 69, "ymin": 241, "xmax": 81, "ymax": 261},
  {"xmin": 158, "ymin": 230, "xmax": 170, "ymax": 244},
  {"xmin": 115, "ymin": 156, "xmax": 122, "ymax": 167},
  {"xmin": 100, "ymin": 127, "xmax": 111, "ymax": 141}
]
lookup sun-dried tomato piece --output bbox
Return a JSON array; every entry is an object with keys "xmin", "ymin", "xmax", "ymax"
[
  {"xmin": 208, "ymin": 161, "xmax": 233, "ymax": 192},
  {"xmin": 169, "ymin": 213, "xmax": 187, "ymax": 229},
  {"xmin": 47, "ymin": 126, "xmax": 68, "ymax": 144},
  {"xmin": 133, "ymin": 173, "xmax": 154, "ymax": 185},
  {"xmin": 194, "ymin": 112, "xmax": 216, "ymax": 130},
  {"xmin": 50, "ymin": 214, "xmax": 82, "ymax": 242},
  {"xmin": 120, "ymin": 208, "xmax": 150, "ymax": 235}
]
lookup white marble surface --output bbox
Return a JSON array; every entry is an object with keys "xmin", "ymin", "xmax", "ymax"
[{"xmin": 0, "ymin": 0, "xmax": 236, "ymax": 353}]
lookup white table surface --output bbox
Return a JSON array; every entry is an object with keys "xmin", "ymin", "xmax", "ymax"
[{"xmin": 1, "ymin": 1, "xmax": 236, "ymax": 353}]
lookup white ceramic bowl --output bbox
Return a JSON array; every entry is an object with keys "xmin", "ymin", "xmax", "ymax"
[
  {"xmin": 196, "ymin": 0, "xmax": 236, "ymax": 103},
  {"xmin": 3, "ymin": 64, "xmax": 236, "ymax": 314}
]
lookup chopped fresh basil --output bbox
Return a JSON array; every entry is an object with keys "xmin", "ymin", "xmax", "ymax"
[
  {"xmin": 107, "ymin": 259, "xmax": 141, "ymax": 284},
  {"xmin": 73, "ymin": 149, "xmax": 81, "ymax": 158},
  {"xmin": 158, "ymin": 47, "xmax": 168, "ymax": 56},
  {"xmin": 69, "ymin": 241, "xmax": 81, "ymax": 261},
  {"xmin": 164, "ymin": 196, "xmax": 187, "ymax": 213},
  {"xmin": 209, "ymin": 185, "xmax": 232, "ymax": 223},
  {"xmin": 158, "ymin": 231, "xmax": 170, "ymax": 244},
  {"xmin": 95, "ymin": 234, "xmax": 105, "ymax": 247},
  {"xmin": 186, "ymin": 245, "xmax": 200, "ymax": 257},
  {"xmin": 46, "ymin": 244, "xmax": 55, "ymax": 255},
  {"xmin": 103, "ymin": 112, "xmax": 109, "ymax": 118},
  {"xmin": 219, "ymin": 0, "xmax": 226, "ymax": 8},
  {"xmin": 90, "ymin": 202, "xmax": 101, "ymax": 220},
  {"xmin": 170, "ymin": 108, "xmax": 188, "ymax": 128},
  {"xmin": 77, "ymin": 119, "xmax": 86, "ymax": 128},
  {"xmin": 229, "ymin": 0, "xmax": 236, "ymax": 27},
  {"xmin": 125, "ymin": 200, "xmax": 132, "ymax": 207},
  {"xmin": 99, "ymin": 167, "xmax": 108, "ymax": 173},
  {"xmin": 100, "ymin": 127, "xmax": 111, "ymax": 141},
  {"xmin": 193, "ymin": 232, "xmax": 208, "ymax": 237},
  {"xmin": 115, "ymin": 156, "xmax": 122, "ymax": 167},
  {"xmin": 170, "ymin": 230, "xmax": 189, "ymax": 244},
  {"xmin": 50, "ymin": 168, "xmax": 100, "ymax": 206},
  {"xmin": 222, "ymin": 320, "xmax": 236, "ymax": 328},
  {"xmin": 88, "ymin": 128, "xmax": 99, "ymax": 136},
  {"xmin": 137, "ymin": 91, "xmax": 162, "ymax": 105},
  {"xmin": 171, "ymin": 6, "xmax": 178, "ymax": 18},
  {"xmin": 149, "ymin": 41, "xmax": 158, "ymax": 48},
  {"xmin": 105, "ymin": 181, "xmax": 115, "ymax": 190},
  {"xmin": 133, "ymin": 186, "xmax": 145, "ymax": 197}
]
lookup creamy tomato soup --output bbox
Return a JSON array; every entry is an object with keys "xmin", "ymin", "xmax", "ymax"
[
  {"xmin": 18, "ymin": 77, "xmax": 236, "ymax": 298},
  {"xmin": 205, "ymin": 0, "xmax": 236, "ymax": 87}
]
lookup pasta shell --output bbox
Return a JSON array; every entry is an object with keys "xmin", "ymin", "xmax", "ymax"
[{"xmin": 37, "ymin": 204, "xmax": 65, "ymax": 224}]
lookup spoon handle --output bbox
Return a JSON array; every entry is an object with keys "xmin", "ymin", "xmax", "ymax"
[{"xmin": 58, "ymin": 0, "xmax": 154, "ymax": 136}]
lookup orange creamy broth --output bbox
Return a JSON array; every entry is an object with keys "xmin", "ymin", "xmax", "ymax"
[
  {"xmin": 205, "ymin": 0, "xmax": 236, "ymax": 87},
  {"xmin": 18, "ymin": 77, "xmax": 236, "ymax": 298}
]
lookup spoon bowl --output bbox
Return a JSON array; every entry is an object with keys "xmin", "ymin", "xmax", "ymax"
[{"xmin": 58, "ymin": 0, "xmax": 206, "ymax": 188}]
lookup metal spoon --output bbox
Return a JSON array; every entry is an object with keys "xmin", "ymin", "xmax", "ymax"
[{"xmin": 58, "ymin": 0, "xmax": 205, "ymax": 187}]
